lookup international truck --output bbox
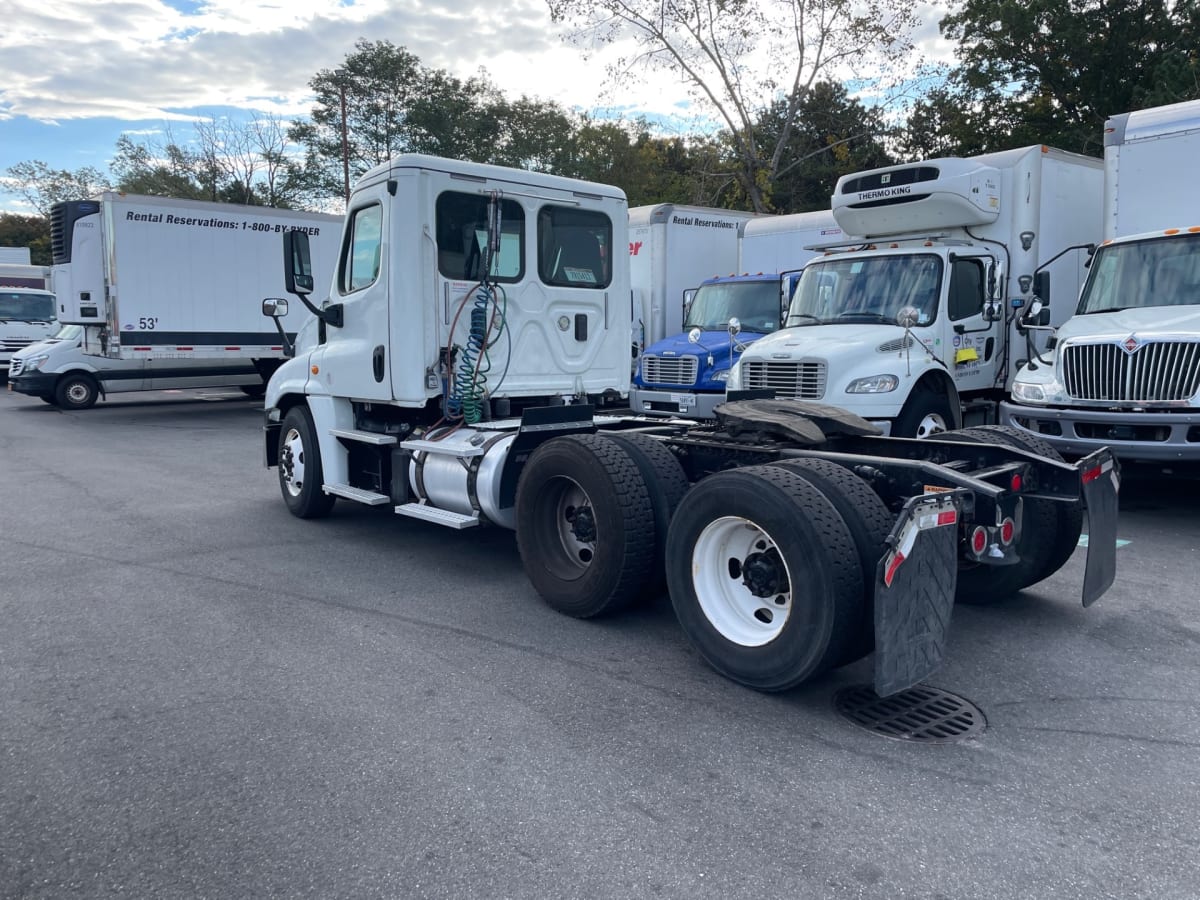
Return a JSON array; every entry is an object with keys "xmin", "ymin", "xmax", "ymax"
[
  {"xmin": 258, "ymin": 153, "xmax": 1119, "ymax": 699},
  {"xmin": 729, "ymin": 146, "xmax": 1104, "ymax": 437},
  {"xmin": 627, "ymin": 204, "xmax": 759, "ymax": 356},
  {"xmin": 50, "ymin": 194, "xmax": 341, "ymax": 396},
  {"xmin": 1003, "ymin": 100, "xmax": 1200, "ymax": 462},
  {"xmin": 630, "ymin": 210, "xmax": 839, "ymax": 418}
]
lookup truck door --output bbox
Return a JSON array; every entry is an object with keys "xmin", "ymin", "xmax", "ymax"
[
  {"xmin": 946, "ymin": 256, "xmax": 998, "ymax": 394},
  {"xmin": 309, "ymin": 190, "xmax": 391, "ymax": 402}
]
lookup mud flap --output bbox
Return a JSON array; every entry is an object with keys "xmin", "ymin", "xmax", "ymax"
[
  {"xmin": 1079, "ymin": 449, "xmax": 1119, "ymax": 608},
  {"xmin": 873, "ymin": 494, "xmax": 962, "ymax": 698}
]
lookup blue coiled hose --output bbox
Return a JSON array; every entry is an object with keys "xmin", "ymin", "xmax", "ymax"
[{"xmin": 447, "ymin": 284, "xmax": 494, "ymax": 423}]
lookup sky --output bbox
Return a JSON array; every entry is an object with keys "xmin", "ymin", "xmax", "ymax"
[{"xmin": 0, "ymin": 0, "xmax": 953, "ymax": 215}]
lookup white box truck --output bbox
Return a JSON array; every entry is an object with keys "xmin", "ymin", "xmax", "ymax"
[
  {"xmin": 1, "ymin": 246, "xmax": 56, "ymax": 374},
  {"xmin": 629, "ymin": 210, "xmax": 841, "ymax": 418},
  {"xmin": 1003, "ymin": 100, "xmax": 1200, "ymax": 462},
  {"xmin": 729, "ymin": 146, "xmax": 1104, "ymax": 437},
  {"xmin": 51, "ymin": 194, "xmax": 341, "ymax": 378},
  {"xmin": 252, "ymin": 153, "xmax": 1119, "ymax": 699},
  {"xmin": 627, "ymin": 204, "xmax": 759, "ymax": 354}
]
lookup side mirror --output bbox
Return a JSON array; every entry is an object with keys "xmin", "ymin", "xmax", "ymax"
[
  {"xmin": 682, "ymin": 288, "xmax": 697, "ymax": 320},
  {"xmin": 284, "ymin": 230, "xmax": 314, "ymax": 296},
  {"xmin": 727, "ymin": 317, "xmax": 742, "ymax": 338},
  {"xmin": 687, "ymin": 327, "xmax": 702, "ymax": 345},
  {"xmin": 1033, "ymin": 270, "xmax": 1050, "ymax": 307},
  {"xmin": 262, "ymin": 298, "xmax": 289, "ymax": 318},
  {"xmin": 896, "ymin": 306, "xmax": 920, "ymax": 329}
]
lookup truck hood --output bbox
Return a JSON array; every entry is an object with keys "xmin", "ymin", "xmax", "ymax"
[
  {"xmin": 1060, "ymin": 305, "xmax": 1200, "ymax": 341},
  {"xmin": 646, "ymin": 329, "xmax": 767, "ymax": 360},
  {"xmin": 742, "ymin": 323, "xmax": 910, "ymax": 359},
  {"xmin": 10, "ymin": 336, "xmax": 69, "ymax": 359}
]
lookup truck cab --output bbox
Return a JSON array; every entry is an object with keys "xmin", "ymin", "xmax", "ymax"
[
  {"xmin": 630, "ymin": 273, "xmax": 785, "ymax": 418},
  {"xmin": 1, "ymin": 288, "xmax": 57, "ymax": 376}
]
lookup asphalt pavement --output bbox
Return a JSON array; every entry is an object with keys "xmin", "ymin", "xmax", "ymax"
[{"xmin": 1, "ymin": 385, "xmax": 1198, "ymax": 899}]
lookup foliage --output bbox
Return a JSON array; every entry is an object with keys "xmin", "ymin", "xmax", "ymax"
[
  {"xmin": 3, "ymin": 162, "xmax": 111, "ymax": 217},
  {"xmin": 546, "ymin": 0, "xmax": 919, "ymax": 211},
  {"xmin": 898, "ymin": 0, "xmax": 1200, "ymax": 157},
  {"xmin": 0, "ymin": 213, "xmax": 51, "ymax": 266}
]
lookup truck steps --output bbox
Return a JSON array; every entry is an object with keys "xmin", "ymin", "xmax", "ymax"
[
  {"xmin": 322, "ymin": 483, "xmax": 391, "ymax": 505},
  {"xmin": 395, "ymin": 502, "xmax": 480, "ymax": 529},
  {"xmin": 330, "ymin": 428, "xmax": 398, "ymax": 446}
]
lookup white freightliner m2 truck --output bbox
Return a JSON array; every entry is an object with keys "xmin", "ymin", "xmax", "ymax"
[
  {"xmin": 1003, "ymin": 99, "xmax": 1200, "ymax": 462},
  {"xmin": 260, "ymin": 154, "xmax": 1120, "ymax": 698},
  {"xmin": 27, "ymin": 194, "xmax": 339, "ymax": 408},
  {"xmin": 730, "ymin": 146, "xmax": 1103, "ymax": 437}
]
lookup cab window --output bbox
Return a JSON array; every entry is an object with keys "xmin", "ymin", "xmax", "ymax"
[
  {"xmin": 340, "ymin": 204, "xmax": 382, "ymax": 294},
  {"xmin": 436, "ymin": 192, "xmax": 524, "ymax": 282},
  {"xmin": 537, "ymin": 207, "xmax": 612, "ymax": 289},
  {"xmin": 948, "ymin": 258, "xmax": 985, "ymax": 320}
]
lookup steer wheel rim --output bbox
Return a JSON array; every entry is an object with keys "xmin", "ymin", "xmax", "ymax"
[
  {"xmin": 914, "ymin": 412, "xmax": 948, "ymax": 439},
  {"xmin": 692, "ymin": 516, "xmax": 792, "ymax": 646},
  {"xmin": 281, "ymin": 427, "xmax": 306, "ymax": 497},
  {"xmin": 540, "ymin": 476, "xmax": 597, "ymax": 577}
]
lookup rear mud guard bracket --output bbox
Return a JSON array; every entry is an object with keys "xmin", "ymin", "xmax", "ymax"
[{"xmin": 1080, "ymin": 449, "xmax": 1120, "ymax": 608}]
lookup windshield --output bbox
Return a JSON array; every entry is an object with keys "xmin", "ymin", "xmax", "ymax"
[
  {"xmin": 1077, "ymin": 232, "xmax": 1200, "ymax": 314},
  {"xmin": 52, "ymin": 323, "xmax": 82, "ymax": 340},
  {"xmin": 684, "ymin": 280, "xmax": 782, "ymax": 332},
  {"xmin": 0, "ymin": 291, "xmax": 55, "ymax": 322},
  {"xmin": 786, "ymin": 253, "xmax": 942, "ymax": 326}
]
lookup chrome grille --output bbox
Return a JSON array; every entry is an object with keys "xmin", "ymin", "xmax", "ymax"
[
  {"xmin": 740, "ymin": 360, "xmax": 827, "ymax": 399},
  {"xmin": 1062, "ymin": 340, "xmax": 1200, "ymax": 402},
  {"xmin": 641, "ymin": 355, "xmax": 698, "ymax": 385},
  {"xmin": 1, "ymin": 337, "xmax": 38, "ymax": 352},
  {"xmin": 9, "ymin": 357, "xmax": 25, "ymax": 376}
]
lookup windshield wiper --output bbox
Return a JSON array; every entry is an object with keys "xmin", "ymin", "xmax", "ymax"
[
  {"xmin": 833, "ymin": 312, "xmax": 896, "ymax": 324},
  {"xmin": 1081, "ymin": 306, "xmax": 1134, "ymax": 314},
  {"xmin": 786, "ymin": 313, "xmax": 823, "ymax": 326}
]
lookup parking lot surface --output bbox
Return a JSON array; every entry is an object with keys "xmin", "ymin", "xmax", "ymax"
[{"xmin": 2, "ymin": 387, "xmax": 1198, "ymax": 899}]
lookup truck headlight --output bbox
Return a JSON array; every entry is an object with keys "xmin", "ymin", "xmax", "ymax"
[
  {"xmin": 711, "ymin": 369, "xmax": 730, "ymax": 383},
  {"xmin": 726, "ymin": 363, "xmax": 742, "ymax": 390},
  {"xmin": 1011, "ymin": 380, "xmax": 1047, "ymax": 403},
  {"xmin": 22, "ymin": 353, "xmax": 50, "ymax": 371},
  {"xmin": 846, "ymin": 374, "xmax": 899, "ymax": 394}
]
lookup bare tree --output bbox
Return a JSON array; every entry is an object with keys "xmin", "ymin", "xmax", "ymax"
[
  {"xmin": 2, "ymin": 162, "xmax": 111, "ymax": 216},
  {"xmin": 547, "ymin": 0, "xmax": 920, "ymax": 212}
]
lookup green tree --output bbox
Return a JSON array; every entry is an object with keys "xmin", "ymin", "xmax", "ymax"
[
  {"xmin": 546, "ymin": 0, "xmax": 919, "ymax": 212},
  {"xmin": 0, "ymin": 213, "xmax": 51, "ymax": 266},
  {"xmin": 3, "ymin": 162, "xmax": 111, "ymax": 216},
  {"xmin": 903, "ymin": 0, "xmax": 1200, "ymax": 157}
]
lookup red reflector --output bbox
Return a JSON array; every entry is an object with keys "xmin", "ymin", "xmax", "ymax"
[
  {"xmin": 1082, "ymin": 465, "xmax": 1103, "ymax": 484},
  {"xmin": 971, "ymin": 527, "xmax": 987, "ymax": 554},
  {"xmin": 884, "ymin": 552, "xmax": 906, "ymax": 587},
  {"xmin": 133, "ymin": 347, "xmax": 151, "ymax": 351},
  {"xmin": 1010, "ymin": 473, "xmax": 1023, "ymax": 492},
  {"xmin": 225, "ymin": 346, "xmax": 241, "ymax": 351},
  {"xmin": 176, "ymin": 347, "xmax": 193, "ymax": 351},
  {"xmin": 1000, "ymin": 518, "xmax": 1015, "ymax": 545},
  {"xmin": 936, "ymin": 510, "xmax": 957, "ymax": 526}
]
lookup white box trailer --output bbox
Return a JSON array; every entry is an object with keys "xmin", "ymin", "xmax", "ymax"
[
  {"xmin": 1004, "ymin": 100, "xmax": 1200, "ymax": 461},
  {"xmin": 51, "ymin": 194, "xmax": 341, "ymax": 365},
  {"xmin": 0, "ymin": 247, "xmax": 33, "ymax": 265},
  {"xmin": 738, "ymin": 209, "xmax": 843, "ymax": 277},
  {"xmin": 628, "ymin": 204, "xmax": 759, "ymax": 351}
]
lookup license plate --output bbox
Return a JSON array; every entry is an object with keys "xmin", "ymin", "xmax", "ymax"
[{"xmin": 669, "ymin": 393, "xmax": 696, "ymax": 409}]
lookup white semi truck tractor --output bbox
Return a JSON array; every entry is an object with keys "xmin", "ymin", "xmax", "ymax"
[{"xmin": 259, "ymin": 155, "xmax": 1120, "ymax": 699}]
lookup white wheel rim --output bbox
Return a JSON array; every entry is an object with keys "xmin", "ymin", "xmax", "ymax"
[
  {"xmin": 67, "ymin": 383, "xmax": 90, "ymax": 403},
  {"xmin": 551, "ymin": 477, "xmax": 596, "ymax": 571},
  {"xmin": 692, "ymin": 515, "xmax": 792, "ymax": 646},
  {"xmin": 281, "ymin": 427, "xmax": 306, "ymax": 497},
  {"xmin": 914, "ymin": 412, "xmax": 948, "ymax": 439}
]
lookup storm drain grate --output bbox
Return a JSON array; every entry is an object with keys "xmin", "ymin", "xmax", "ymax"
[{"xmin": 834, "ymin": 684, "xmax": 986, "ymax": 742}]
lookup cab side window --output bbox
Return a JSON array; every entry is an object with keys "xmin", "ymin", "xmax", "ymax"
[
  {"xmin": 340, "ymin": 204, "xmax": 382, "ymax": 294},
  {"xmin": 948, "ymin": 258, "xmax": 985, "ymax": 321},
  {"xmin": 538, "ymin": 207, "xmax": 612, "ymax": 289},
  {"xmin": 435, "ymin": 192, "xmax": 524, "ymax": 282}
]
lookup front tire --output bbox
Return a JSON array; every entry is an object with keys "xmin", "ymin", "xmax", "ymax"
[
  {"xmin": 893, "ymin": 385, "xmax": 955, "ymax": 438},
  {"xmin": 666, "ymin": 466, "xmax": 862, "ymax": 692},
  {"xmin": 278, "ymin": 406, "xmax": 336, "ymax": 519},
  {"xmin": 54, "ymin": 373, "xmax": 99, "ymax": 410},
  {"xmin": 515, "ymin": 434, "xmax": 656, "ymax": 618}
]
